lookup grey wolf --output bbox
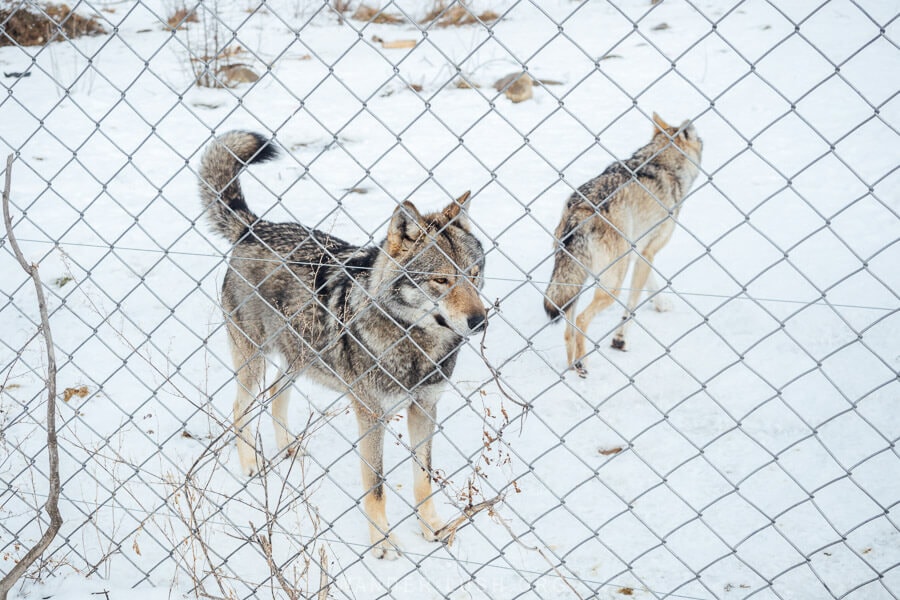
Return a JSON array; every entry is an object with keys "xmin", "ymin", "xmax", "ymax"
[
  {"xmin": 199, "ymin": 131, "xmax": 486, "ymax": 559},
  {"xmin": 543, "ymin": 113, "xmax": 703, "ymax": 377}
]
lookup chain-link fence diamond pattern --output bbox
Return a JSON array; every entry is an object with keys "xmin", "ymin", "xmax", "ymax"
[{"xmin": 1, "ymin": 0, "xmax": 898, "ymax": 599}]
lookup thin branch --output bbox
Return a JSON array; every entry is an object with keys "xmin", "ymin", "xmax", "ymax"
[
  {"xmin": 495, "ymin": 515, "xmax": 585, "ymax": 600},
  {"xmin": 479, "ymin": 299, "xmax": 529, "ymax": 410},
  {"xmin": 433, "ymin": 494, "xmax": 504, "ymax": 547},
  {"xmin": 183, "ymin": 477, "xmax": 232, "ymax": 600},
  {"xmin": 317, "ymin": 546, "xmax": 330, "ymax": 600},
  {"xmin": 0, "ymin": 154, "xmax": 63, "ymax": 600},
  {"xmin": 253, "ymin": 455, "xmax": 300, "ymax": 600},
  {"xmin": 253, "ymin": 522, "xmax": 299, "ymax": 600}
]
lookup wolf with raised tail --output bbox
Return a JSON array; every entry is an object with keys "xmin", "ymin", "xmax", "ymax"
[
  {"xmin": 199, "ymin": 131, "xmax": 486, "ymax": 559},
  {"xmin": 543, "ymin": 113, "xmax": 702, "ymax": 377}
]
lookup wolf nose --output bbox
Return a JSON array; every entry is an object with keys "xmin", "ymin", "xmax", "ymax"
[{"xmin": 468, "ymin": 314, "xmax": 486, "ymax": 333}]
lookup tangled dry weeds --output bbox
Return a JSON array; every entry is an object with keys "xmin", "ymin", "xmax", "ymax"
[{"xmin": 0, "ymin": 3, "xmax": 105, "ymax": 47}]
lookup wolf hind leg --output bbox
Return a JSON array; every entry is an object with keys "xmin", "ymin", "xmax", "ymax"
[
  {"xmin": 231, "ymin": 342, "xmax": 266, "ymax": 477},
  {"xmin": 570, "ymin": 258, "xmax": 629, "ymax": 375},
  {"xmin": 269, "ymin": 359, "xmax": 299, "ymax": 458},
  {"xmin": 563, "ymin": 304, "xmax": 585, "ymax": 377}
]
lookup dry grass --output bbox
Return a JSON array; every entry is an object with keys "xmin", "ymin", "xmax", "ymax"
[
  {"xmin": 165, "ymin": 7, "xmax": 198, "ymax": 31},
  {"xmin": 422, "ymin": 3, "xmax": 499, "ymax": 27},
  {"xmin": 188, "ymin": 44, "xmax": 246, "ymax": 64},
  {"xmin": 0, "ymin": 3, "xmax": 105, "ymax": 47},
  {"xmin": 351, "ymin": 4, "xmax": 405, "ymax": 24},
  {"xmin": 62, "ymin": 386, "xmax": 89, "ymax": 403}
]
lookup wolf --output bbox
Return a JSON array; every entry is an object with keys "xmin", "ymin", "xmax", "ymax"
[
  {"xmin": 543, "ymin": 113, "xmax": 702, "ymax": 377},
  {"xmin": 199, "ymin": 131, "xmax": 486, "ymax": 559}
]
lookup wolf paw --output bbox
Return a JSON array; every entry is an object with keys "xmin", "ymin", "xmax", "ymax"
[
  {"xmin": 611, "ymin": 337, "xmax": 626, "ymax": 351},
  {"xmin": 238, "ymin": 451, "xmax": 264, "ymax": 477},
  {"xmin": 573, "ymin": 361, "xmax": 588, "ymax": 378},
  {"xmin": 283, "ymin": 442, "xmax": 307, "ymax": 460},
  {"xmin": 370, "ymin": 535, "xmax": 401, "ymax": 560},
  {"xmin": 653, "ymin": 295, "xmax": 673, "ymax": 312},
  {"xmin": 420, "ymin": 520, "xmax": 448, "ymax": 543}
]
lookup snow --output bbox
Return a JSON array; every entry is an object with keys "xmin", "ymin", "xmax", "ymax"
[{"xmin": 1, "ymin": 1, "xmax": 898, "ymax": 599}]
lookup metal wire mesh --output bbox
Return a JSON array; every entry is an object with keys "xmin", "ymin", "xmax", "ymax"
[{"xmin": 1, "ymin": 0, "xmax": 898, "ymax": 598}]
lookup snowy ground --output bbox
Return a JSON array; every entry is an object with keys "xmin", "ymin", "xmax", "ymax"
[{"xmin": 1, "ymin": 0, "xmax": 898, "ymax": 599}]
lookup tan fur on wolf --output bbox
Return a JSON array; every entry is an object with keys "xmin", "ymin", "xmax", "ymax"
[{"xmin": 543, "ymin": 113, "xmax": 703, "ymax": 377}]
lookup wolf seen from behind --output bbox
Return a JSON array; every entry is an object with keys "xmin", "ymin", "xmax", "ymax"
[
  {"xmin": 199, "ymin": 131, "xmax": 486, "ymax": 559},
  {"xmin": 543, "ymin": 113, "xmax": 703, "ymax": 377}
]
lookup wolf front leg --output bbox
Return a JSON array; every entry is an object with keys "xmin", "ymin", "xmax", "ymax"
[
  {"xmin": 612, "ymin": 239, "xmax": 670, "ymax": 350},
  {"xmin": 611, "ymin": 252, "xmax": 656, "ymax": 351},
  {"xmin": 407, "ymin": 392, "xmax": 446, "ymax": 541},
  {"xmin": 355, "ymin": 407, "xmax": 400, "ymax": 560}
]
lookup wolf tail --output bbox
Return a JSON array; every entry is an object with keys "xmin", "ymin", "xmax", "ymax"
[
  {"xmin": 543, "ymin": 238, "xmax": 588, "ymax": 322},
  {"xmin": 199, "ymin": 131, "xmax": 278, "ymax": 243}
]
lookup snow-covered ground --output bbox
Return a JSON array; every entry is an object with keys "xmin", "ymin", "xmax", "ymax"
[{"xmin": 1, "ymin": 1, "xmax": 898, "ymax": 599}]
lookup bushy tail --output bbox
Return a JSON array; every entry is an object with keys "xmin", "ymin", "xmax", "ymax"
[
  {"xmin": 543, "ymin": 243, "xmax": 588, "ymax": 322},
  {"xmin": 198, "ymin": 131, "xmax": 278, "ymax": 243}
]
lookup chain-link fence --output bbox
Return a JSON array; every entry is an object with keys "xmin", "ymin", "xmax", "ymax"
[{"xmin": 1, "ymin": 0, "xmax": 898, "ymax": 598}]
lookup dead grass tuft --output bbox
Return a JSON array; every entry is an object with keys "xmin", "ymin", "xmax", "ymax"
[
  {"xmin": 351, "ymin": 4, "xmax": 405, "ymax": 24},
  {"xmin": 0, "ymin": 3, "xmax": 106, "ymax": 47},
  {"xmin": 62, "ymin": 386, "xmax": 89, "ymax": 403},
  {"xmin": 422, "ymin": 3, "xmax": 499, "ymax": 27},
  {"xmin": 189, "ymin": 44, "xmax": 245, "ymax": 64},
  {"xmin": 165, "ymin": 7, "xmax": 198, "ymax": 31}
]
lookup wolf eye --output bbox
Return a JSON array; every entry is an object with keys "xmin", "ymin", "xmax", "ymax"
[{"xmin": 432, "ymin": 276, "xmax": 449, "ymax": 285}]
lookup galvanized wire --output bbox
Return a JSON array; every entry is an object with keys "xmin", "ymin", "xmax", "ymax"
[{"xmin": 1, "ymin": 1, "xmax": 898, "ymax": 599}]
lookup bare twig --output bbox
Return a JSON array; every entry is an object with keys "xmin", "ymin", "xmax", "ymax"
[
  {"xmin": 253, "ymin": 521, "xmax": 299, "ymax": 600},
  {"xmin": 433, "ymin": 494, "xmax": 504, "ymax": 547},
  {"xmin": 183, "ymin": 476, "xmax": 232, "ymax": 600},
  {"xmin": 479, "ymin": 299, "xmax": 529, "ymax": 410},
  {"xmin": 253, "ymin": 456, "xmax": 300, "ymax": 600},
  {"xmin": 317, "ymin": 546, "xmax": 329, "ymax": 600},
  {"xmin": 495, "ymin": 516, "xmax": 585, "ymax": 600},
  {"xmin": 0, "ymin": 155, "xmax": 63, "ymax": 600}
]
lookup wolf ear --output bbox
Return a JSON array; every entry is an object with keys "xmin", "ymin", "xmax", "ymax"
[
  {"xmin": 652, "ymin": 112, "xmax": 672, "ymax": 134},
  {"xmin": 387, "ymin": 201, "xmax": 426, "ymax": 256},
  {"xmin": 442, "ymin": 190, "xmax": 473, "ymax": 230}
]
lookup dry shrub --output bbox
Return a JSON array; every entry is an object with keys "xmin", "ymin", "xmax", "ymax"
[
  {"xmin": 351, "ymin": 4, "xmax": 405, "ymax": 24},
  {"xmin": 165, "ymin": 7, "xmax": 198, "ymax": 31},
  {"xmin": 422, "ymin": 2, "xmax": 498, "ymax": 27},
  {"xmin": 188, "ymin": 44, "xmax": 256, "ymax": 88},
  {"xmin": 0, "ymin": 3, "xmax": 105, "ymax": 47}
]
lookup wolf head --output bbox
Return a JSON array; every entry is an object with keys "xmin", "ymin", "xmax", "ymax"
[
  {"xmin": 651, "ymin": 112, "xmax": 703, "ymax": 165},
  {"xmin": 373, "ymin": 191, "xmax": 487, "ymax": 337}
]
